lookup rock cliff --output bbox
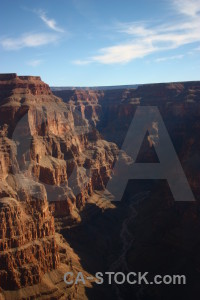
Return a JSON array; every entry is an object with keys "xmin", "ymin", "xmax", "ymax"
[
  {"xmin": 53, "ymin": 82, "xmax": 200, "ymax": 145},
  {"xmin": 53, "ymin": 82, "xmax": 200, "ymax": 300},
  {"xmin": 54, "ymin": 82, "xmax": 200, "ymax": 197},
  {"xmin": 0, "ymin": 74, "xmax": 118, "ymax": 298},
  {"xmin": 1, "ymin": 75, "xmax": 200, "ymax": 299}
]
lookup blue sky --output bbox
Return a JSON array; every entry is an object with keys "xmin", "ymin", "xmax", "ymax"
[{"xmin": 0, "ymin": 0, "xmax": 200, "ymax": 86}]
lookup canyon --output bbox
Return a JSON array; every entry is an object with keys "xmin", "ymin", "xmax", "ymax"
[
  {"xmin": 0, "ymin": 74, "xmax": 200, "ymax": 299},
  {"xmin": 54, "ymin": 81, "xmax": 200, "ymax": 300},
  {"xmin": 0, "ymin": 73, "xmax": 119, "ymax": 299}
]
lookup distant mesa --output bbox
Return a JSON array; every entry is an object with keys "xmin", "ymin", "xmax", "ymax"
[
  {"xmin": 51, "ymin": 84, "xmax": 140, "ymax": 91},
  {"xmin": 0, "ymin": 73, "xmax": 41, "ymax": 81},
  {"xmin": 0, "ymin": 73, "xmax": 51, "ymax": 97}
]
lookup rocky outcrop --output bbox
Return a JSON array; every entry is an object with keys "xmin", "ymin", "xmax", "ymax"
[
  {"xmin": 0, "ymin": 180, "xmax": 59, "ymax": 291},
  {"xmin": 0, "ymin": 74, "xmax": 118, "ymax": 296},
  {"xmin": 54, "ymin": 89, "xmax": 104, "ymax": 127}
]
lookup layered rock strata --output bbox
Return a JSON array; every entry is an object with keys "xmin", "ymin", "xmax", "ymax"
[{"xmin": 0, "ymin": 74, "xmax": 118, "ymax": 295}]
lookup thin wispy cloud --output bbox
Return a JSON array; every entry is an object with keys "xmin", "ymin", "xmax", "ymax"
[
  {"xmin": 73, "ymin": 60, "xmax": 92, "ymax": 65},
  {"xmin": 118, "ymin": 23, "xmax": 154, "ymax": 36},
  {"xmin": 27, "ymin": 59, "xmax": 43, "ymax": 67},
  {"xmin": 75, "ymin": 0, "xmax": 200, "ymax": 65},
  {"xmin": 155, "ymin": 54, "xmax": 184, "ymax": 62},
  {"xmin": 38, "ymin": 11, "xmax": 64, "ymax": 33},
  {"xmin": 194, "ymin": 45, "xmax": 200, "ymax": 51},
  {"xmin": 186, "ymin": 43, "xmax": 200, "ymax": 55},
  {"xmin": 173, "ymin": 0, "xmax": 200, "ymax": 17},
  {"xmin": 0, "ymin": 33, "xmax": 58, "ymax": 50},
  {"xmin": 92, "ymin": 42, "xmax": 156, "ymax": 64}
]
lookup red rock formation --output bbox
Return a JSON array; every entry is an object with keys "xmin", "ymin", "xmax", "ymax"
[
  {"xmin": 53, "ymin": 82, "xmax": 200, "ymax": 300},
  {"xmin": 0, "ymin": 74, "xmax": 118, "ymax": 296},
  {"xmin": 54, "ymin": 82, "xmax": 200, "ymax": 197},
  {"xmin": 1, "ymin": 75, "xmax": 200, "ymax": 299},
  {"xmin": 53, "ymin": 81, "xmax": 200, "ymax": 144},
  {"xmin": 54, "ymin": 89, "xmax": 104, "ymax": 127}
]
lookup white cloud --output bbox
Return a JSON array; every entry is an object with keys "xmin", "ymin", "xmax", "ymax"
[
  {"xmin": 93, "ymin": 42, "xmax": 156, "ymax": 64},
  {"xmin": 75, "ymin": 0, "xmax": 200, "ymax": 65},
  {"xmin": 118, "ymin": 23, "xmax": 154, "ymax": 36},
  {"xmin": 39, "ymin": 11, "xmax": 64, "ymax": 33},
  {"xmin": 155, "ymin": 54, "xmax": 184, "ymax": 62},
  {"xmin": 27, "ymin": 59, "xmax": 43, "ymax": 67},
  {"xmin": 172, "ymin": 0, "xmax": 200, "ymax": 17},
  {"xmin": 1, "ymin": 33, "xmax": 58, "ymax": 50},
  {"xmin": 73, "ymin": 59, "xmax": 92, "ymax": 65}
]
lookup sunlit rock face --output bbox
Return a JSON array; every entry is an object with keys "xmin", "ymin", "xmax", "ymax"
[
  {"xmin": 0, "ymin": 74, "xmax": 118, "ymax": 292},
  {"xmin": 1, "ymin": 74, "xmax": 200, "ymax": 299}
]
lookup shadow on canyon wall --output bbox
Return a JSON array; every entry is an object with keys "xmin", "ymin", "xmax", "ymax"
[{"xmin": 61, "ymin": 179, "xmax": 200, "ymax": 300}]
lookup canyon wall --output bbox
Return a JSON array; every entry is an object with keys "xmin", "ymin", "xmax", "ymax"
[
  {"xmin": 53, "ymin": 82, "xmax": 200, "ymax": 300},
  {"xmin": 53, "ymin": 82, "xmax": 200, "ymax": 197},
  {"xmin": 1, "ymin": 74, "xmax": 200, "ymax": 299},
  {"xmin": 0, "ymin": 74, "xmax": 118, "ymax": 297}
]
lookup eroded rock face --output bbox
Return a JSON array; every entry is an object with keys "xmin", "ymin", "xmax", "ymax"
[
  {"xmin": 53, "ymin": 82, "xmax": 200, "ymax": 143},
  {"xmin": 53, "ymin": 89, "xmax": 104, "ymax": 127},
  {"xmin": 0, "ymin": 180, "xmax": 59, "ymax": 290},
  {"xmin": 0, "ymin": 74, "xmax": 118, "ymax": 293},
  {"xmin": 54, "ymin": 82, "xmax": 200, "ymax": 197},
  {"xmin": 0, "ymin": 75, "xmax": 60, "ymax": 291},
  {"xmin": 53, "ymin": 82, "xmax": 200, "ymax": 300},
  {"xmin": 0, "ymin": 197, "xmax": 58, "ymax": 289},
  {"xmin": 2, "ymin": 74, "xmax": 200, "ymax": 299}
]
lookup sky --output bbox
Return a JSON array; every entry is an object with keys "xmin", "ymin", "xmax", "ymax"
[{"xmin": 0, "ymin": 0, "xmax": 200, "ymax": 86}]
